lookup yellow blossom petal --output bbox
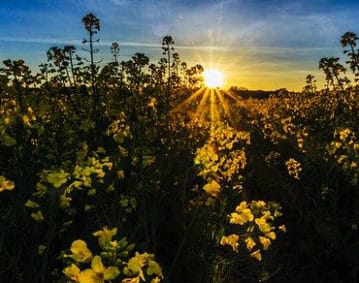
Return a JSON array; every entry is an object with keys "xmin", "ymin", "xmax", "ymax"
[
  {"xmin": 255, "ymin": 218, "xmax": 272, "ymax": 234},
  {"xmin": 235, "ymin": 201, "xmax": 248, "ymax": 212},
  {"xmin": 63, "ymin": 264, "xmax": 81, "ymax": 282},
  {"xmin": 31, "ymin": 210, "xmax": 44, "ymax": 222},
  {"xmin": 230, "ymin": 208, "xmax": 254, "ymax": 225},
  {"xmin": 151, "ymin": 277, "xmax": 162, "ymax": 283},
  {"xmin": 0, "ymin": 176, "xmax": 15, "ymax": 192},
  {"xmin": 266, "ymin": 231, "xmax": 276, "ymax": 240},
  {"xmin": 245, "ymin": 237, "xmax": 256, "ymax": 251},
  {"xmin": 250, "ymin": 249, "xmax": 262, "ymax": 261},
  {"xmin": 91, "ymin": 255, "xmax": 105, "ymax": 273},
  {"xmin": 71, "ymin": 240, "xmax": 93, "ymax": 263},
  {"xmin": 262, "ymin": 210, "xmax": 274, "ymax": 221},
  {"xmin": 25, "ymin": 199, "xmax": 40, "ymax": 209},
  {"xmin": 103, "ymin": 266, "xmax": 120, "ymax": 280},
  {"xmin": 278, "ymin": 225, "xmax": 287, "ymax": 233},
  {"xmin": 122, "ymin": 277, "xmax": 141, "ymax": 283},
  {"xmin": 203, "ymin": 180, "xmax": 221, "ymax": 197},
  {"xmin": 259, "ymin": 236, "xmax": 271, "ymax": 250},
  {"xmin": 220, "ymin": 234, "xmax": 239, "ymax": 252},
  {"xmin": 78, "ymin": 269, "xmax": 97, "ymax": 283},
  {"xmin": 92, "ymin": 227, "xmax": 117, "ymax": 247},
  {"xmin": 254, "ymin": 200, "xmax": 266, "ymax": 208}
]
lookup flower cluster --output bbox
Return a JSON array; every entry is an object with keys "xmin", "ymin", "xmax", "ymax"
[
  {"xmin": 286, "ymin": 158, "xmax": 302, "ymax": 180},
  {"xmin": 0, "ymin": 99, "xmax": 18, "ymax": 146},
  {"xmin": 22, "ymin": 106, "xmax": 37, "ymax": 127},
  {"xmin": 194, "ymin": 124, "xmax": 250, "ymax": 197},
  {"xmin": 25, "ymin": 148, "xmax": 115, "ymax": 222},
  {"xmin": 0, "ymin": 175, "xmax": 15, "ymax": 192},
  {"xmin": 330, "ymin": 128, "xmax": 359, "ymax": 185},
  {"xmin": 63, "ymin": 227, "xmax": 163, "ymax": 283},
  {"xmin": 220, "ymin": 200, "xmax": 285, "ymax": 261},
  {"xmin": 106, "ymin": 112, "xmax": 133, "ymax": 143}
]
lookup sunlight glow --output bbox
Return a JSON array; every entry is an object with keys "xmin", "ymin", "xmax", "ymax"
[
  {"xmin": 203, "ymin": 69, "xmax": 224, "ymax": 88},
  {"xmin": 171, "ymin": 86, "xmax": 240, "ymax": 130}
]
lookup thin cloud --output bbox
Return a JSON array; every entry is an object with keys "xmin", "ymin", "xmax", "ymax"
[{"xmin": 0, "ymin": 36, "xmax": 227, "ymax": 51}]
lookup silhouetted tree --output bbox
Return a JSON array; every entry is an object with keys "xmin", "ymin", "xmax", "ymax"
[
  {"xmin": 149, "ymin": 62, "xmax": 165, "ymax": 90},
  {"xmin": 64, "ymin": 45, "xmax": 82, "ymax": 85},
  {"xmin": 123, "ymin": 53, "xmax": 150, "ymax": 117},
  {"xmin": 1, "ymin": 59, "xmax": 35, "ymax": 109},
  {"xmin": 82, "ymin": 13, "xmax": 102, "ymax": 145},
  {"xmin": 162, "ymin": 36, "xmax": 175, "ymax": 115},
  {"xmin": 186, "ymin": 64, "xmax": 204, "ymax": 89},
  {"xmin": 341, "ymin": 31, "xmax": 359, "ymax": 80},
  {"xmin": 319, "ymin": 57, "xmax": 346, "ymax": 90},
  {"xmin": 38, "ymin": 63, "xmax": 51, "ymax": 85},
  {"xmin": 162, "ymin": 36, "xmax": 175, "ymax": 82},
  {"xmin": 303, "ymin": 74, "xmax": 316, "ymax": 94},
  {"xmin": 111, "ymin": 42, "xmax": 120, "ymax": 63},
  {"xmin": 47, "ymin": 46, "xmax": 72, "ymax": 86},
  {"xmin": 170, "ymin": 52, "xmax": 181, "ymax": 87}
]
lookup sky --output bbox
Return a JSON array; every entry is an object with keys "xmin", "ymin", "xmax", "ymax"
[{"xmin": 1, "ymin": 0, "xmax": 359, "ymax": 91}]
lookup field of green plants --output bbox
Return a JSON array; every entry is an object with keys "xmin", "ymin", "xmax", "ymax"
[{"xmin": 1, "ymin": 14, "xmax": 359, "ymax": 282}]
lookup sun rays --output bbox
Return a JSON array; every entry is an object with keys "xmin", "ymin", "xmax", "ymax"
[{"xmin": 172, "ymin": 86, "xmax": 242, "ymax": 128}]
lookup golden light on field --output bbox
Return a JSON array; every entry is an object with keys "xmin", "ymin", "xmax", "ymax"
[
  {"xmin": 172, "ymin": 86, "xmax": 242, "ymax": 128},
  {"xmin": 203, "ymin": 69, "xmax": 224, "ymax": 88}
]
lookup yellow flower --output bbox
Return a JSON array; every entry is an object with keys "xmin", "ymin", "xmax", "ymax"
[
  {"xmin": 250, "ymin": 249, "xmax": 262, "ymax": 261},
  {"xmin": 71, "ymin": 240, "xmax": 93, "ymax": 263},
  {"xmin": 126, "ymin": 252, "xmax": 151, "ymax": 281},
  {"xmin": 78, "ymin": 255, "xmax": 120, "ymax": 283},
  {"xmin": 278, "ymin": 225, "xmax": 287, "ymax": 233},
  {"xmin": 254, "ymin": 200, "xmax": 266, "ymax": 208},
  {"xmin": 59, "ymin": 195, "xmax": 72, "ymax": 208},
  {"xmin": 339, "ymin": 128, "xmax": 352, "ymax": 141},
  {"xmin": 230, "ymin": 208, "xmax": 254, "ymax": 225},
  {"xmin": 262, "ymin": 210, "xmax": 274, "ymax": 221},
  {"xmin": 117, "ymin": 170, "xmax": 125, "ymax": 179},
  {"xmin": 31, "ymin": 210, "xmax": 44, "ymax": 222},
  {"xmin": 235, "ymin": 201, "xmax": 248, "ymax": 212},
  {"xmin": 259, "ymin": 236, "xmax": 271, "ymax": 250},
  {"xmin": 337, "ymin": 155, "xmax": 348, "ymax": 164},
  {"xmin": 220, "ymin": 234, "xmax": 240, "ymax": 252},
  {"xmin": 202, "ymin": 180, "xmax": 221, "ymax": 197},
  {"xmin": 286, "ymin": 158, "xmax": 302, "ymax": 180},
  {"xmin": 92, "ymin": 227, "xmax": 118, "ymax": 247},
  {"xmin": 255, "ymin": 218, "xmax": 272, "ymax": 234},
  {"xmin": 4, "ymin": 117, "xmax": 10, "ymax": 125},
  {"xmin": 25, "ymin": 199, "xmax": 40, "ymax": 209},
  {"xmin": 245, "ymin": 236, "xmax": 256, "ymax": 251},
  {"xmin": 273, "ymin": 209, "xmax": 282, "ymax": 217},
  {"xmin": 147, "ymin": 97, "xmax": 157, "ymax": 108},
  {"xmin": 334, "ymin": 142, "xmax": 342, "ymax": 149},
  {"xmin": 63, "ymin": 263, "xmax": 81, "ymax": 282},
  {"xmin": 0, "ymin": 176, "xmax": 15, "ymax": 192},
  {"xmin": 22, "ymin": 114, "xmax": 30, "ymax": 126},
  {"xmin": 266, "ymin": 231, "xmax": 276, "ymax": 240},
  {"xmin": 151, "ymin": 277, "xmax": 162, "ymax": 283},
  {"xmin": 46, "ymin": 169, "xmax": 69, "ymax": 188},
  {"xmin": 122, "ymin": 277, "xmax": 141, "ymax": 283}
]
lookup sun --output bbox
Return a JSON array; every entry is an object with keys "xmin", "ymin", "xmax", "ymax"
[{"xmin": 203, "ymin": 69, "xmax": 224, "ymax": 88}]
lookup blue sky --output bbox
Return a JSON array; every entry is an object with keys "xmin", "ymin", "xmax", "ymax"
[{"xmin": 1, "ymin": 0, "xmax": 359, "ymax": 90}]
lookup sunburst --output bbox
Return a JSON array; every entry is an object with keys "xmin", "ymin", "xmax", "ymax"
[
  {"xmin": 172, "ymin": 84, "xmax": 241, "ymax": 128},
  {"xmin": 203, "ymin": 69, "xmax": 224, "ymax": 88}
]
